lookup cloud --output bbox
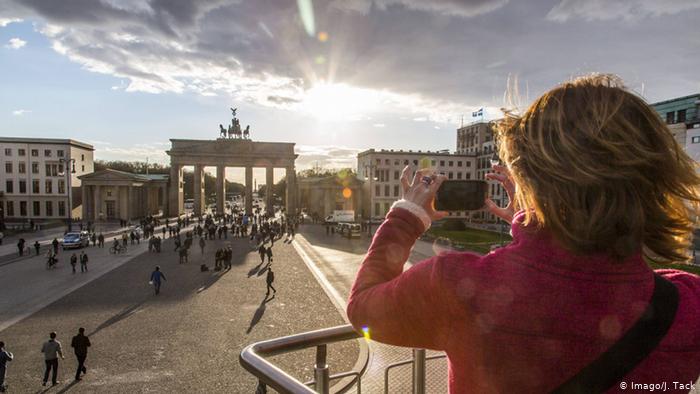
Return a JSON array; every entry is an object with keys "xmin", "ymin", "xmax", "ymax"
[
  {"xmin": 373, "ymin": 123, "xmax": 385, "ymax": 128},
  {"xmin": 0, "ymin": 18, "xmax": 22, "ymax": 27},
  {"xmin": 295, "ymin": 145, "xmax": 363, "ymax": 169},
  {"xmin": 332, "ymin": 0, "xmax": 510, "ymax": 18},
  {"xmin": 5, "ymin": 37, "xmax": 26, "ymax": 49},
  {"xmin": 95, "ymin": 143, "xmax": 169, "ymax": 164},
  {"xmin": 547, "ymin": 0, "xmax": 700, "ymax": 22},
  {"xmin": 12, "ymin": 109, "xmax": 30, "ymax": 116}
]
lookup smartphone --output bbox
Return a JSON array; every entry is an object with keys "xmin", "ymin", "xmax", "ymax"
[{"xmin": 435, "ymin": 180, "xmax": 488, "ymax": 211}]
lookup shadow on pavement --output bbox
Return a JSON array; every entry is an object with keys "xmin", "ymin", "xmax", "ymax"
[
  {"xmin": 196, "ymin": 269, "xmax": 230, "ymax": 294},
  {"xmin": 54, "ymin": 379, "xmax": 80, "ymax": 393},
  {"xmin": 88, "ymin": 299, "xmax": 148, "ymax": 337},
  {"xmin": 245, "ymin": 294, "xmax": 275, "ymax": 334}
]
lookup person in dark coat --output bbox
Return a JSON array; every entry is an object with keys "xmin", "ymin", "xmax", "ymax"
[
  {"xmin": 0, "ymin": 341, "xmax": 13, "ymax": 392},
  {"xmin": 266, "ymin": 267, "xmax": 276, "ymax": 296},
  {"xmin": 70, "ymin": 328, "xmax": 91, "ymax": 381}
]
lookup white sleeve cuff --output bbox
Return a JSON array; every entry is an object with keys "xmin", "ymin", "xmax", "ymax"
[{"xmin": 390, "ymin": 199, "xmax": 431, "ymax": 231}]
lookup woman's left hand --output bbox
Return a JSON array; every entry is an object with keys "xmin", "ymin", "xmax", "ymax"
[{"xmin": 400, "ymin": 166, "xmax": 449, "ymax": 221}]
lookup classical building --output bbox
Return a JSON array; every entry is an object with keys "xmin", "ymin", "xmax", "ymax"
[
  {"xmin": 356, "ymin": 149, "xmax": 476, "ymax": 219},
  {"xmin": 0, "ymin": 137, "xmax": 94, "ymax": 221},
  {"xmin": 166, "ymin": 139, "xmax": 298, "ymax": 216},
  {"xmin": 298, "ymin": 174, "xmax": 363, "ymax": 219},
  {"xmin": 79, "ymin": 169, "xmax": 168, "ymax": 221}
]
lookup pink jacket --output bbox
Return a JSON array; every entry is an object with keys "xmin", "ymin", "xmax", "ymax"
[{"xmin": 347, "ymin": 208, "xmax": 700, "ymax": 393}]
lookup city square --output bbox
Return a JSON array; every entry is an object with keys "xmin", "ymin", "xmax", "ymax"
[{"xmin": 2, "ymin": 1, "xmax": 700, "ymax": 393}]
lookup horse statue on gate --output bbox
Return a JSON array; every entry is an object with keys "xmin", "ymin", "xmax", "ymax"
[
  {"xmin": 243, "ymin": 125, "xmax": 250, "ymax": 139},
  {"xmin": 218, "ymin": 107, "xmax": 251, "ymax": 140},
  {"xmin": 219, "ymin": 124, "xmax": 227, "ymax": 138}
]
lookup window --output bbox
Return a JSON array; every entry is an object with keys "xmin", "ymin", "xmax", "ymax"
[
  {"xmin": 32, "ymin": 162, "xmax": 39, "ymax": 174},
  {"xmin": 449, "ymin": 161, "xmax": 453, "ymax": 167},
  {"xmin": 19, "ymin": 180, "xmax": 26, "ymax": 194},
  {"xmin": 448, "ymin": 172, "xmax": 454, "ymax": 179},
  {"xmin": 375, "ymin": 159, "xmax": 381, "ymax": 165},
  {"xmin": 457, "ymin": 161, "xmax": 462, "ymax": 167},
  {"xmin": 81, "ymin": 165, "xmax": 85, "ymax": 172},
  {"xmin": 384, "ymin": 202, "xmax": 391, "ymax": 214},
  {"xmin": 403, "ymin": 160, "xmax": 409, "ymax": 165},
  {"xmin": 81, "ymin": 154, "xmax": 85, "ymax": 161},
  {"xmin": 678, "ymin": 109, "xmax": 687, "ymax": 123},
  {"xmin": 440, "ymin": 160, "xmax": 445, "ymax": 166},
  {"xmin": 45, "ymin": 164, "xmax": 58, "ymax": 176},
  {"xmin": 375, "ymin": 185, "xmax": 380, "ymax": 196},
  {"xmin": 45, "ymin": 201, "xmax": 53, "ymax": 216},
  {"xmin": 32, "ymin": 179, "xmax": 39, "ymax": 193},
  {"xmin": 5, "ymin": 162, "xmax": 12, "ymax": 173},
  {"xmin": 394, "ymin": 170, "xmax": 399, "ymax": 180},
  {"xmin": 45, "ymin": 180, "xmax": 53, "ymax": 194},
  {"xmin": 466, "ymin": 173, "xmax": 471, "ymax": 180},
  {"xmin": 4, "ymin": 148, "xmax": 11, "ymax": 156},
  {"xmin": 384, "ymin": 185, "xmax": 390, "ymax": 196},
  {"xmin": 18, "ymin": 162, "xmax": 26, "ymax": 174},
  {"xmin": 5, "ymin": 180, "xmax": 13, "ymax": 193},
  {"xmin": 58, "ymin": 201, "xmax": 66, "ymax": 216},
  {"xmin": 457, "ymin": 172, "xmax": 463, "ymax": 180},
  {"xmin": 57, "ymin": 150, "xmax": 64, "ymax": 157},
  {"xmin": 394, "ymin": 185, "xmax": 399, "ymax": 197},
  {"xmin": 18, "ymin": 149, "xmax": 25, "ymax": 156},
  {"xmin": 413, "ymin": 160, "xmax": 418, "ymax": 166},
  {"xmin": 374, "ymin": 202, "xmax": 380, "ymax": 216},
  {"xmin": 385, "ymin": 159, "xmax": 390, "ymax": 165},
  {"xmin": 692, "ymin": 136, "xmax": 700, "ymax": 144},
  {"xmin": 31, "ymin": 149, "xmax": 38, "ymax": 157},
  {"xmin": 466, "ymin": 161, "xmax": 471, "ymax": 167},
  {"xmin": 44, "ymin": 149, "xmax": 52, "ymax": 157},
  {"xmin": 33, "ymin": 201, "xmax": 40, "ymax": 216},
  {"xmin": 431, "ymin": 160, "xmax": 436, "ymax": 166},
  {"xmin": 20, "ymin": 201, "xmax": 27, "ymax": 216},
  {"xmin": 394, "ymin": 160, "xmax": 399, "ymax": 166},
  {"xmin": 6, "ymin": 201, "xmax": 14, "ymax": 216},
  {"xmin": 58, "ymin": 179, "xmax": 66, "ymax": 194},
  {"xmin": 666, "ymin": 111, "xmax": 675, "ymax": 124}
]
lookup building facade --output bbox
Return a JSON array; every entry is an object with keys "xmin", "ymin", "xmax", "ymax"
[
  {"xmin": 0, "ymin": 137, "xmax": 94, "ymax": 222},
  {"xmin": 652, "ymin": 94, "xmax": 700, "ymax": 162},
  {"xmin": 357, "ymin": 149, "xmax": 476, "ymax": 219},
  {"xmin": 456, "ymin": 121, "xmax": 507, "ymax": 222},
  {"xmin": 298, "ymin": 174, "xmax": 363, "ymax": 220},
  {"xmin": 79, "ymin": 169, "xmax": 168, "ymax": 221}
]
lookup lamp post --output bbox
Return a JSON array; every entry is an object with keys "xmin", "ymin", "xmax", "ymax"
[
  {"xmin": 58, "ymin": 158, "xmax": 76, "ymax": 232},
  {"xmin": 363, "ymin": 164, "xmax": 378, "ymax": 237},
  {"xmin": 490, "ymin": 152, "xmax": 506, "ymax": 246}
]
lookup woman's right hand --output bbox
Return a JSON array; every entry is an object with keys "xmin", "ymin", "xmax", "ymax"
[{"xmin": 485, "ymin": 164, "xmax": 516, "ymax": 223}]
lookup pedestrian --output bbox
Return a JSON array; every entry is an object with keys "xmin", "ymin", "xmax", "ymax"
[
  {"xmin": 98, "ymin": 233, "xmax": 104, "ymax": 248},
  {"xmin": 225, "ymin": 246, "xmax": 233, "ymax": 269},
  {"xmin": 199, "ymin": 237, "xmax": 206, "ymax": 255},
  {"xmin": 52, "ymin": 238, "xmax": 59, "ymax": 255},
  {"xmin": 90, "ymin": 232, "xmax": 96, "ymax": 247},
  {"xmin": 80, "ymin": 251, "xmax": 88, "ymax": 273},
  {"xmin": 265, "ymin": 246, "xmax": 273, "ymax": 264},
  {"xmin": 70, "ymin": 253, "xmax": 77, "ymax": 274},
  {"xmin": 34, "ymin": 240, "xmax": 41, "ymax": 256},
  {"xmin": 70, "ymin": 328, "xmax": 90, "ymax": 382},
  {"xmin": 266, "ymin": 266, "xmax": 276, "ymax": 296},
  {"xmin": 40, "ymin": 332, "xmax": 64, "ymax": 386},
  {"xmin": 149, "ymin": 266, "xmax": 167, "ymax": 295},
  {"xmin": 0, "ymin": 341, "xmax": 13, "ymax": 393},
  {"xmin": 121, "ymin": 233, "xmax": 128, "ymax": 247},
  {"xmin": 174, "ymin": 236, "xmax": 181, "ymax": 252},
  {"xmin": 130, "ymin": 231, "xmax": 135, "ymax": 245},
  {"xmin": 162, "ymin": 226, "xmax": 166, "ymax": 238},
  {"xmin": 179, "ymin": 247, "xmax": 188, "ymax": 264},
  {"xmin": 17, "ymin": 238, "xmax": 25, "ymax": 256},
  {"xmin": 0, "ymin": 231, "xmax": 3, "ymax": 246},
  {"xmin": 258, "ymin": 244, "xmax": 266, "ymax": 264}
]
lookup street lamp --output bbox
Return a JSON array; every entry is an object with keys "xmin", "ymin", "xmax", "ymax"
[
  {"xmin": 490, "ymin": 151, "xmax": 506, "ymax": 246},
  {"xmin": 58, "ymin": 158, "xmax": 76, "ymax": 232},
  {"xmin": 363, "ymin": 164, "xmax": 378, "ymax": 237}
]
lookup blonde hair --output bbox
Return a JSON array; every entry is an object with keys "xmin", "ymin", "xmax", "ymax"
[{"xmin": 495, "ymin": 74, "xmax": 700, "ymax": 263}]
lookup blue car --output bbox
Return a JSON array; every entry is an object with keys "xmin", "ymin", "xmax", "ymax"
[{"xmin": 62, "ymin": 231, "xmax": 90, "ymax": 250}]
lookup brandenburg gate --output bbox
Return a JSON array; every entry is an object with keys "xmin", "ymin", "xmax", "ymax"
[{"xmin": 166, "ymin": 139, "xmax": 298, "ymax": 217}]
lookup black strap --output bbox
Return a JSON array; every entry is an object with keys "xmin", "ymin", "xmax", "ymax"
[{"xmin": 552, "ymin": 273, "xmax": 679, "ymax": 394}]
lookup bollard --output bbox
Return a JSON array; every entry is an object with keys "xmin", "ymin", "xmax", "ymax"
[
  {"xmin": 412, "ymin": 348, "xmax": 426, "ymax": 394},
  {"xmin": 314, "ymin": 344, "xmax": 330, "ymax": 394}
]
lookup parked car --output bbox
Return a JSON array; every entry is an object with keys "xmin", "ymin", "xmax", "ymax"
[
  {"xmin": 62, "ymin": 231, "xmax": 90, "ymax": 250},
  {"xmin": 344, "ymin": 223, "xmax": 362, "ymax": 239}
]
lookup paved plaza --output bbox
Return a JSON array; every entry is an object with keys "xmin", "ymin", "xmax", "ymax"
[{"xmin": 0, "ymin": 230, "xmax": 357, "ymax": 393}]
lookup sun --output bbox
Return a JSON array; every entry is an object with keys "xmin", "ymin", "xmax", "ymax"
[{"xmin": 300, "ymin": 82, "xmax": 379, "ymax": 121}]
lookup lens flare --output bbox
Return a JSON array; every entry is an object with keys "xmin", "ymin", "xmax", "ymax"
[
  {"xmin": 317, "ymin": 31, "xmax": 328, "ymax": 42},
  {"xmin": 362, "ymin": 325, "xmax": 371, "ymax": 341},
  {"xmin": 342, "ymin": 187, "xmax": 352, "ymax": 199},
  {"xmin": 297, "ymin": 0, "xmax": 315, "ymax": 36}
]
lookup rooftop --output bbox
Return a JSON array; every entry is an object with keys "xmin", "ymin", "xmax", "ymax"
[
  {"xmin": 357, "ymin": 148, "xmax": 474, "ymax": 157},
  {"xmin": 0, "ymin": 137, "xmax": 94, "ymax": 150}
]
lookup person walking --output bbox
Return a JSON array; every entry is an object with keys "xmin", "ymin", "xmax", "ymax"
[
  {"xmin": 97, "ymin": 233, "xmax": 104, "ymax": 248},
  {"xmin": 258, "ymin": 244, "xmax": 266, "ymax": 264},
  {"xmin": 70, "ymin": 253, "xmax": 77, "ymax": 274},
  {"xmin": 265, "ymin": 246, "xmax": 273, "ymax": 264},
  {"xmin": 34, "ymin": 240, "xmax": 41, "ymax": 256},
  {"xmin": 265, "ymin": 266, "xmax": 276, "ymax": 297},
  {"xmin": 90, "ymin": 233, "xmax": 96, "ymax": 247},
  {"xmin": 0, "ymin": 341, "xmax": 13, "ymax": 393},
  {"xmin": 52, "ymin": 238, "xmax": 59, "ymax": 255},
  {"xmin": 40, "ymin": 332, "xmax": 64, "ymax": 386},
  {"xmin": 17, "ymin": 238, "xmax": 25, "ymax": 257},
  {"xmin": 79, "ymin": 251, "xmax": 88, "ymax": 273},
  {"xmin": 70, "ymin": 328, "xmax": 90, "ymax": 381},
  {"xmin": 149, "ymin": 266, "xmax": 166, "ymax": 295},
  {"xmin": 199, "ymin": 237, "xmax": 206, "ymax": 256}
]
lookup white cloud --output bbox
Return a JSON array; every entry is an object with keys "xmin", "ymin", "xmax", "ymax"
[
  {"xmin": 5, "ymin": 37, "xmax": 26, "ymax": 49},
  {"xmin": 0, "ymin": 18, "xmax": 22, "ymax": 27},
  {"xmin": 12, "ymin": 109, "xmax": 30, "ymax": 116},
  {"xmin": 294, "ymin": 145, "xmax": 363, "ymax": 169},
  {"xmin": 547, "ymin": 0, "xmax": 700, "ymax": 21},
  {"xmin": 332, "ymin": 0, "xmax": 509, "ymax": 18},
  {"xmin": 373, "ymin": 123, "xmax": 385, "ymax": 128}
]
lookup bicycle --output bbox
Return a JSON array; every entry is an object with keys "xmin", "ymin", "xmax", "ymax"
[{"xmin": 109, "ymin": 244, "xmax": 127, "ymax": 254}]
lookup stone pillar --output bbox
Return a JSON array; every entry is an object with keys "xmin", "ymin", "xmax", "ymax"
[
  {"xmin": 265, "ymin": 166, "xmax": 274, "ymax": 214},
  {"xmin": 285, "ymin": 167, "xmax": 297, "ymax": 216},
  {"xmin": 161, "ymin": 185, "xmax": 168, "ymax": 216},
  {"xmin": 194, "ymin": 164, "xmax": 205, "ymax": 216},
  {"xmin": 245, "ymin": 166, "xmax": 253, "ymax": 214},
  {"xmin": 126, "ymin": 185, "xmax": 133, "ymax": 220},
  {"xmin": 216, "ymin": 165, "xmax": 225, "ymax": 215},
  {"xmin": 168, "ymin": 164, "xmax": 183, "ymax": 217},
  {"xmin": 81, "ymin": 184, "xmax": 88, "ymax": 221},
  {"xmin": 94, "ymin": 185, "xmax": 102, "ymax": 221}
]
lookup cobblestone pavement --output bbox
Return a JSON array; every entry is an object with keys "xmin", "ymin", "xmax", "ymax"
[
  {"xmin": 0, "ymin": 232, "xmax": 358, "ymax": 393},
  {"xmin": 294, "ymin": 225, "xmax": 448, "ymax": 394}
]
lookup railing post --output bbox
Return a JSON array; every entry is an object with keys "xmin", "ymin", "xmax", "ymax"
[
  {"xmin": 314, "ymin": 344, "xmax": 330, "ymax": 394},
  {"xmin": 412, "ymin": 348, "xmax": 426, "ymax": 394}
]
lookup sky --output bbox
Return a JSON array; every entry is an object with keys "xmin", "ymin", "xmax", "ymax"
[{"xmin": 1, "ymin": 0, "xmax": 699, "ymax": 185}]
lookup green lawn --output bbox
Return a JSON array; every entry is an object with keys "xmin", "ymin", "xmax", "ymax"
[{"xmin": 427, "ymin": 227, "xmax": 700, "ymax": 276}]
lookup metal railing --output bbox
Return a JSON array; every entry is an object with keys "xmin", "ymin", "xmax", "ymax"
[
  {"xmin": 240, "ymin": 324, "xmax": 365, "ymax": 394},
  {"xmin": 383, "ymin": 350, "xmax": 447, "ymax": 394}
]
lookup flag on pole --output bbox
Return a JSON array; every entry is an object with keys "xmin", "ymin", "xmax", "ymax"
[{"xmin": 472, "ymin": 108, "xmax": 484, "ymax": 117}]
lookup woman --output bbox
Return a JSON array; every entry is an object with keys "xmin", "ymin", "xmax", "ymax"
[{"xmin": 347, "ymin": 74, "xmax": 700, "ymax": 393}]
